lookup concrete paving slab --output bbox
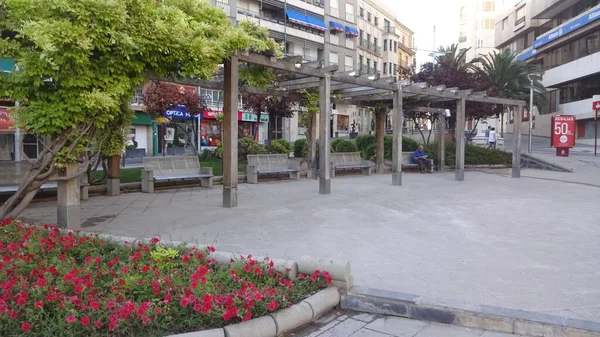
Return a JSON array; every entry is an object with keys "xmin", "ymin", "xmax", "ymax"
[
  {"xmin": 21, "ymin": 171, "xmax": 600, "ymax": 324},
  {"xmin": 414, "ymin": 323, "xmax": 483, "ymax": 337},
  {"xmin": 365, "ymin": 317, "xmax": 427, "ymax": 336}
]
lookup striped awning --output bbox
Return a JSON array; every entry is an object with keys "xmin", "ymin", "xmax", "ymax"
[
  {"xmin": 305, "ymin": 16, "xmax": 326, "ymax": 31},
  {"xmin": 345, "ymin": 26, "xmax": 359, "ymax": 37},
  {"xmin": 329, "ymin": 20, "xmax": 344, "ymax": 32},
  {"xmin": 286, "ymin": 10, "xmax": 309, "ymax": 27}
]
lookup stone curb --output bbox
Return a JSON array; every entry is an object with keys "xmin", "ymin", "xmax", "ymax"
[
  {"xmin": 521, "ymin": 153, "xmax": 573, "ymax": 172},
  {"xmin": 341, "ymin": 286, "xmax": 600, "ymax": 337}
]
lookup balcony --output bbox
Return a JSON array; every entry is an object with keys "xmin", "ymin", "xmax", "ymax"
[
  {"xmin": 358, "ymin": 39, "xmax": 382, "ymax": 56},
  {"xmin": 358, "ymin": 64, "xmax": 379, "ymax": 76},
  {"xmin": 237, "ymin": 13, "xmax": 325, "ymax": 44},
  {"xmin": 299, "ymin": 0, "xmax": 324, "ymax": 8},
  {"xmin": 209, "ymin": 0, "xmax": 230, "ymax": 14},
  {"xmin": 399, "ymin": 60, "xmax": 411, "ymax": 70},
  {"xmin": 383, "ymin": 26, "xmax": 398, "ymax": 37}
]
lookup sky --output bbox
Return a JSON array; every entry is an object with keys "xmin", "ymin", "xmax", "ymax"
[{"xmin": 387, "ymin": 0, "xmax": 463, "ymax": 69}]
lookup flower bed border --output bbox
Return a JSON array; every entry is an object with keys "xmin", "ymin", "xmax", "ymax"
[{"xmin": 86, "ymin": 232, "xmax": 351, "ymax": 337}]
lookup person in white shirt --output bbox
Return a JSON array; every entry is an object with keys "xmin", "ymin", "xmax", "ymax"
[{"xmin": 488, "ymin": 127, "xmax": 497, "ymax": 149}]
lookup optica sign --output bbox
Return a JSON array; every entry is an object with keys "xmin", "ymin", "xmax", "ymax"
[{"xmin": 551, "ymin": 115, "xmax": 576, "ymax": 148}]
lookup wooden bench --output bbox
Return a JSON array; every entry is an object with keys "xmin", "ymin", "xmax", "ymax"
[
  {"xmin": 0, "ymin": 162, "xmax": 89, "ymax": 199},
  {"xmin": 401, "ymin": 152, "xmax": 434, "ymax": 173},
  {"xmin": 246, "ymin": 154, "xmax": 300, "ymax": 184},
  {"xmin": 330, "ymin": 152, "xmax": 373, "ymax": 177},
  {"xmin": 141, "ymin": 156, "xmax": 213, "ymax": 193}
]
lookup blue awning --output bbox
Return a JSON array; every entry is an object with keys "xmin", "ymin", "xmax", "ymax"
[
  {"xmin": 329, "ymin": 20, "xmax": 344, "ymax": 32},
  {"xmin": 305, "ymin": 16, "xmax": 326, "ymax": 31},
  {"xmin": 345, "ymin": 26, "xmax": 359, "ymax": 37},
  {"xmin": 286, "ymin": 10, "xmax": 308, "ymax": 27}
]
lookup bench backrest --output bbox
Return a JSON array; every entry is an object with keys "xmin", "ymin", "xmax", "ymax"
[
  {"xmin": 247, "ymin": 154, "xmax": 291, "ymax": 170},
  {"xmin": 143, "ymin": 156, "xmax": 200, "ymax": 176},
  {"xmin": 331, "ymin": 152, "xmax": 362, "ymax": 166},
  {"xmin": 402, "ymin": 152, "xmax": 417, "ymax": 165}
]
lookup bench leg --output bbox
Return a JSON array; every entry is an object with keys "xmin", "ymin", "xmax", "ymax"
[
  {"xmin": 289, "ymin": 171, "xmax": 300, "ymax": 180},
  {"xmin": 80, "ymin": 185, "xmax": 89, "ymax": 200},
  {"xmin": 201, "ymin": 177, "xmax": 213, "ymax": 188},
  {"xmin": 331, "ymin": 168, "xmax": 336, "ymax": 178},
  {"xmin": 247, "ymin": 167, "xmax": 258, "ymax": 184},
  {"xmin": 362, "ymin": 167, "xmax": 372, "ymax": 176},
  {"xmin": 141, "ymin": 170, "xmax": 154, "ymax": 193},
  {"xmin": 427, "ymin": 159, "xmax": 434, "ymax": 173}
]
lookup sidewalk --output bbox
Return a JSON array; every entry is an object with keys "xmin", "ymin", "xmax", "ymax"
[
  {"xmin": 288, "ymin": 311, "xmax": 530, "ymax": 337},
  {"xmin": 516, "ymin": 152, "xmax": 600, "ymax": 187}
]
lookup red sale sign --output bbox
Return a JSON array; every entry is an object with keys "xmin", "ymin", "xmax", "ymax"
[
  {"xmin": 551, "ymin": 115, "xmax": 576, "ymax": 148},
  {"xmin": 593, "ymin": 101, "xmax": 600, "ymax": 110}
]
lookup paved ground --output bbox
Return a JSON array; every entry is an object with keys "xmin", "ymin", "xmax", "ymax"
[
  {"xmin": 21, "ymin": 170, "xmax": 600, "ymax": 322},
  {"xmin": 287, "ymin": 311, "xmax": 531, "ymax": 337}
]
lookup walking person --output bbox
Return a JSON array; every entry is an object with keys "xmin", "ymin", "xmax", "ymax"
[{"xmin": 488, "ymin": 127, "xmax": 497, "ymax": 149}]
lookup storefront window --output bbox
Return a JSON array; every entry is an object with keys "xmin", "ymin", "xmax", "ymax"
[
  {"xmin": 337, "ymin": 115, "xmax": 349, "ymax": 131},
  {"xmin": 201, "ymin": 120, "xmax": 221, "ymax": 146},
  {"xmin": 0, "ymin": 134, "xmax": 14, "ymax": 160}
]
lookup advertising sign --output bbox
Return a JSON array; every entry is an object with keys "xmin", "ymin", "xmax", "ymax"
[
  {"xmin": 593, "ymin": 100, "xmax": 600, "ymax": 111},
  {"xmin": 533, "ymin": 7, "xmax": 600, "ymax": 49},
  {"xmin": 551, "ymin": 115, "xmax": 576, "ymax": 149}
]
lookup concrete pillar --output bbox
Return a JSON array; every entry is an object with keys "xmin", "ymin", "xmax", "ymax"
[
  {"xmin": 455, "ymin": 98, "xmax": 466, "ymax": 181},
  {"xmin": 308, "ymin": 113, "xmax": 317, "ymax": 179},
  {"xmin": 57, "ymin": 162, "xmax": 80, "ymax": 230},
  {"xmin": 391, "ymin": 88, "xmax": 403, "ymax": 186},
  {"xmin": 318, "ymin": 74, "xmax": 331, "ymax": 195},
  {"xmin": 375, "ymin": 113, "xmax": 385, "ymax": 174},
  {"xmin": 223, "ymin": 55, "xmax": 239, "ymax": 207},
  {"xmin": 106, "ymin": 155, "xmax": 120, "ymax": 196},
  {"xmin": 512, "ymin": 105, "xmax": 522, "ymax": 178},
  {"xmin": 437, "ymin": 114, "xmax": 446, "ymax": 171}
]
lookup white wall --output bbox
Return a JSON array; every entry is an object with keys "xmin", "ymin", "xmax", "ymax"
[
  {"xmin": 542, "ymin": 52, "xmax": 600, "ymax": 88},
  {"xmin": 133, "ymin": 126, "xmax": 149, "ymax": 151}
]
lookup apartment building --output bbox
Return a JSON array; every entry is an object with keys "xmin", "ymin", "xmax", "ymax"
[
  {"xmin": 395, "ymin": 20, "xmax": 416, "ymax": 79},
  {"xmin": 458, "ymin": 0, "xmax": 505, "ymax": 61},
  {"xmin": 495, "ymin": 0, "xmax": 600, "ymax": 139}
]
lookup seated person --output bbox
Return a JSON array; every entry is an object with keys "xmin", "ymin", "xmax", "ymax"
[{"xmin": 413, "ymin": 145, "xmax": 432, "ymax": 174}]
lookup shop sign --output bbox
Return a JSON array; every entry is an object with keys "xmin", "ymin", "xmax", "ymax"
[
  {"xmin": 239, "ymin": 112, "xmax": 268, "ymax": 123},
  {"xmin": 203, "ymin": 109, "xmax": 222, "ymax": 119},
  {"xmin": 551, "ymin": 115, "xmax": 576, "ymax": 148}
]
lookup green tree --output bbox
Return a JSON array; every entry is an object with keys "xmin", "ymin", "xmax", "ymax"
[
  {"xmin": 474, "ymin": 49, "xmax": 547, "ymax": 113},
  {"xmin": 0, "ymin": 0, "xmax": 278, "ymax": 218}
]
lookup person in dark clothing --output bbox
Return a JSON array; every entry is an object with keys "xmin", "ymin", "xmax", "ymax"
[{"xmin": 413, "ymin": 145, "xmax": 431, "ymax": 174}]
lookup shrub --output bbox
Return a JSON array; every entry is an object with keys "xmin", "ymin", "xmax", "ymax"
[
  {"xmin": 199, "ymin": 149, "xmax": 218, "ymax": 162},
  {"xmin": 269, "ymin": 139, "xmax": 293, "ymax": 154},
  {"xmin": 330, "ymin": 139, "xmax": 345, "ymax": 152},
  {"xmin": 238, "ymin": 136, "xmax": 266, "ymax": 163},
  {"xmin": 355, "ymin": 134, "xmax": 376, "ymax": 153},
  {"xmin": 356, "ymin": 134, "xmax": 418, "ymax": 159},
  {"xmin": 293, "ymin": 139, "xmax": 308, "ymax": 158},
  {"xmin": 0, "ymin": 220, "xmax": 331, "ymax": 337},
  {"xmin": 423, "ymin": 143, "xmax": 512, "ymax": 166},
  {"xmin": 334, "ymin": 140, "xmax": 358, "ymax": 153}
]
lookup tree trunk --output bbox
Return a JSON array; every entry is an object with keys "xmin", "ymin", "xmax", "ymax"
[{"xmin": 376, "ymin": 113, "xmax": 385, "ymax": 174}]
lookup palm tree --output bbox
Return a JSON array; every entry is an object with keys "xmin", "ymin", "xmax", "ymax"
[
  {"xmin": 434, "ymin": 44, "xmax": 474, "ymax": 73},
  {"xmin": 474, "ymin": 49, "xmax": 548, "ymax": 113}
]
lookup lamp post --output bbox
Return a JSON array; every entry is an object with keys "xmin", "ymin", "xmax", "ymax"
[{"xmin": 527, "ymin": 75, "xmax": 534, "ymax": 154}]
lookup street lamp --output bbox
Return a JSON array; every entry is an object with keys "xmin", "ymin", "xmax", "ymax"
[{"xmin": 527, "ymin": 75, "xmax": 534, "ymax": 154}]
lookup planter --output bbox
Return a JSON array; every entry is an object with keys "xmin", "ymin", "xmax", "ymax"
[
  {"xmin": 125, "ymin": 148, "xmax": 146, "ymax": 159},
  {"xmin": 349, "ymin": 132, "xmax": 359, "ymax": 139},
  {"xmin": 167, "ymin": 147, "xmax": 186, "ymax": 155}
]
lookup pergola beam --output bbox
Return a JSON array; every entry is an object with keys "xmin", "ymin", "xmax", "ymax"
[{"xmin": 238, "ymin": 52, "xmax": 329, "ymax": 78}]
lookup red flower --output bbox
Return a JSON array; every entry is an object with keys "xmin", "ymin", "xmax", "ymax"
[
  {"xmin": 20, "ymin": 322, "xmax": 31, "ymax": 332},
  {"xmin": 242, "ymin": 311, "xmax": 253, "ymax": 321},
  {"xmin": 267, "ymin": 301, "xmax": 279, "ymax": 311},
  {"xmin": 66, "ymin": 316, "xmax": 77, "ymax": 324},
  {"xmin": 141, "ymin": 266, "xmax": 150, "ymax": 273},
  {"xmin": 106, "ymin": 301, "xmax": 116, "ymax": 309},
  {"xmin": 182, "ymin": 255, "xmax": 190, "ymax": 263},
  {"xmin": 323, "ymin": 271, "xmax": 332, "ymax": 284},
  {"xmin": 94, "ymin": 320, "xmax": 103, "ymax": 329},
  {"xmin": 118, "ymin": 278, "xmax": 126, "ymax": 286},
  {"xmin": 59, "ymin": 254, "xmax": 67, "ymax": 261},
  {"xmin": 163, "ymin": 294, "xmax": 172, "ymax": 304},
  {"xmin": 180, "ymin": 297, "xmax": 190, "ymax": 307},
  {"xmin": 48, "ymin": 266, "xmax": 58, "ymax": 275},
  {"xmin": 150, "ymin": 238, "xmax": 160, "ymax": 244},
  {"xmin": 84, "ymin": 256, "xmax": 92, "ymax": 264},
  {"xmin": 207, "ymin": 246, "xmax": 216, "ymax": 252},
  {"xmin": 74, "ymin": 284, "xmax": 83, "ymax": 294},
  {"xmin": 121, "ymin": 266, "xmax": 129, "ymax": 273},
  {"xmin": 310, "ymin": 274, "xmax": 317, "ymax": 282},
  {"xmin": 80, "ymin": 316, "xmax": 91, "ymax": 326},
  {"xmin": 36, "ymin": 278, "xmax": 46, "ymax": 287},
  {"xmin": 89, "ymin": 301, "xmax": 100, "ymax": 311},
  {"xmin": 34, "ymin": 301, "xmax": 43, "ymax": 309}
]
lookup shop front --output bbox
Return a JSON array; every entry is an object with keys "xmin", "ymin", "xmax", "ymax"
[
  {"xmin": 0, "ymin": 107, "xmax": 15, "ymax": 161},
  {"xmin": 128, "ymin": 111, "xmax": 154, "ymax": 156}
]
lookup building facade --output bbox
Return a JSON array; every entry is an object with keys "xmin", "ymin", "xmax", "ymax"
[
  {"xmin": 495, "ymin": 0, "xmax": 600, "ymax": 138},
  {"xmin": 459, "ymin": 0, "xmax": 503, "ymax": 61}
]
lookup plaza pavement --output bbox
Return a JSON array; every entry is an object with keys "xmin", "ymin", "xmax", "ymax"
[
  {"xmin": 21, "ymin": 170, "xmax": 600, "ymax": 323},
  {"xmin": 288, "ymin": 310, "xmax": 532, "ymax": 337}
]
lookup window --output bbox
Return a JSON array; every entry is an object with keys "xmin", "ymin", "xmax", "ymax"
[
  {"xmin": 330, "ymin": 33, "xmax": 339, "ymax": 45},
  {"xmin": 393, "ymin": 63, "xmax": 397, "ymax": 75},
  {"xmin": 329, "ymin": 52, "xmax": 338, "ymax": 65},
  {"xmin": 374, "ymin": 37, "xmax": 378, "ymax": 48},
  {"xmin": 476, "ymin": 37, "xmax": 484, "ymax": 48},
  {"xmin": 373, "ymin": 61, "xmax": 378, "ymax": 73},
  {"xmin": 345, "ymin": 55, "xmax": 354, "ymax": 71},
  {"xmin": 367, "ymin": 12, "xmax": 371, "ymax": 22},
  {"xmin": 484, "ymin": 19, "xmax": 495, "ymax": 30},
  {"xmin": 394, "ymin": 41, "xmax": 397, "ymax": 52},
  {"xmin": 330, "ymin": 0, "xmax": 339, "ymax": 17},
  {"xmin": 359, "ymin": 55, "xmax": 363, "ymax": 66},
  {"xmin": 346, "ymin": 3, "xmax": 354, "ymax": 22},
  {"xmin": 359, "ymin": 29, "xmax": 364, "ymax": 39},
  {"xmin": 383, "ymin": 62, "xmax": 387, "ymax": 74},
  {"xmin": 389, "ymin": 63, "xmax": 392, "ymax": 74},
  {"xmin": 367, "ymin": 33, "xmax": 371, "ymax": 43},
  {"xmin": 374, "ymin": 17, "xmax": 378, "ymax": 26},
  {"xmin": 384, "ymin": 39, "xmax": 387, "ymax": 51},
  {"xmin": 483, "ymin": 1, "xmax": 495, "ymax": 12},
  {"xmin": 516, "ymin": 6, "xmax": 526, "ymax": 25},
  {"xmin": 359, "ymin": 7, "xmax": 364, "ymax": 17},
  {"xmin": 346, "ymin": 37, "xmax": 354, "ymax": 49},
  {"xmin": 390, "ymin": 40, "xmax": 393, "ymax": 50}
]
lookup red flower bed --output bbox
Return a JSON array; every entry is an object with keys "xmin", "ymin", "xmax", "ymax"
[{"xmin": 0, "ymin": 219, "xmax": 330, "ymax": 336}]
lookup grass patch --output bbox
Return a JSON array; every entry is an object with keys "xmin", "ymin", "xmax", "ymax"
[{"xmin": 0, "ymin": 220, "xmax": 329, "ymax": 337}]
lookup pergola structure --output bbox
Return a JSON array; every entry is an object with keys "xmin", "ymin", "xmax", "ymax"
[{"xmin": 166, "ymin": 52, "xmax": 527, "ymax": 208}]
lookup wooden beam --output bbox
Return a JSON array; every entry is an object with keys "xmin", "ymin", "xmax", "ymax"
[
  {"xmin": 330, "ymin": 74, "xmax": 396, "ymax": 91},
  {"xmin": 238, "ymin": 52, "xmax": 326, "ymax": 78}
]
